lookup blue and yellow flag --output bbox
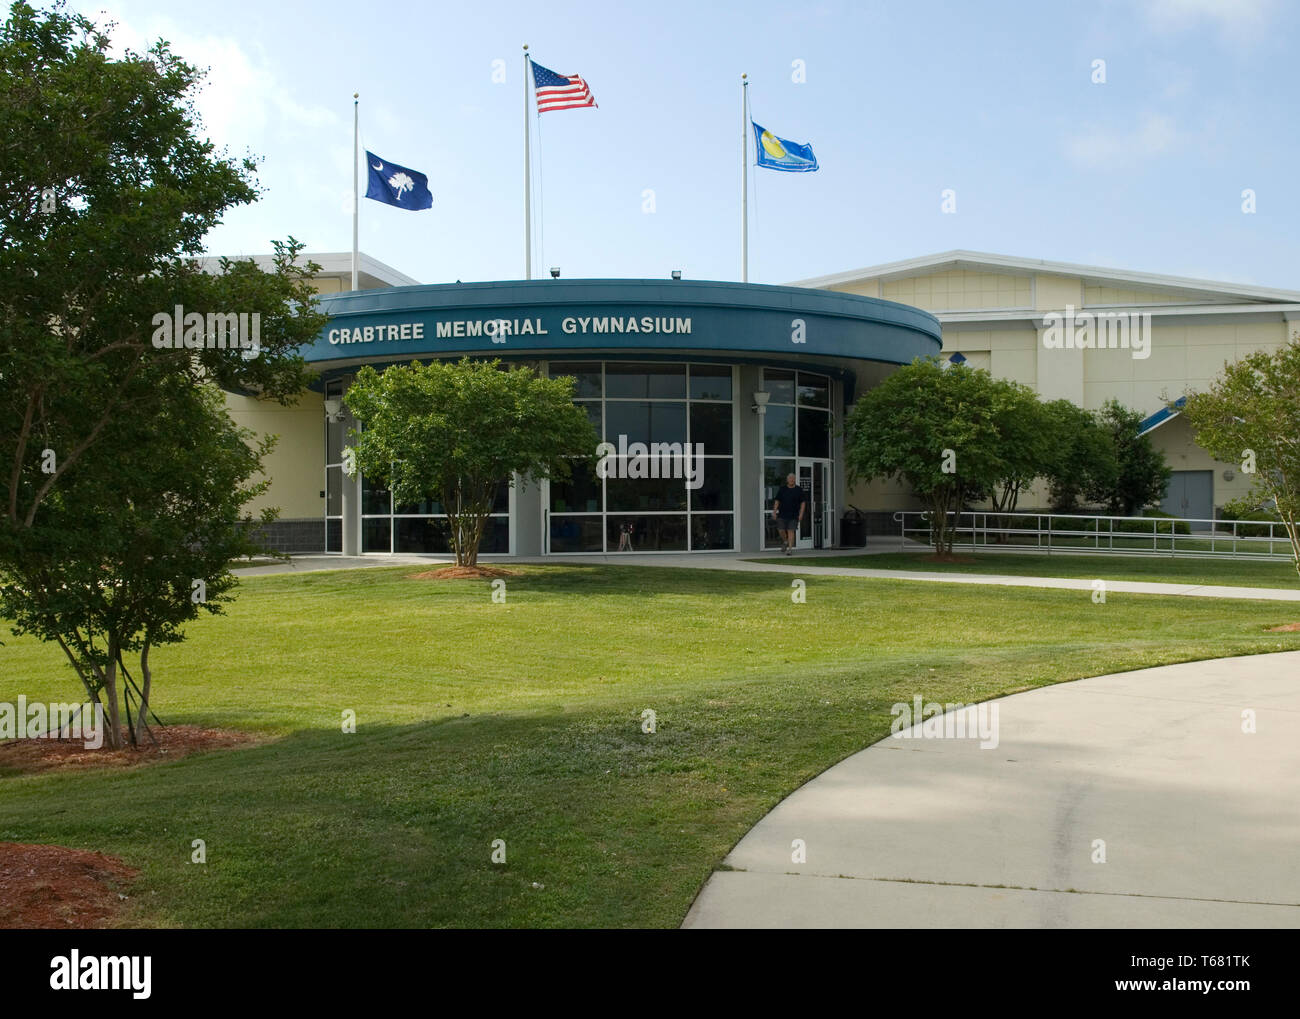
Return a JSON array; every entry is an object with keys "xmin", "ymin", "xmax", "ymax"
[{"xmin": 752, "ymin": 122, "xmax": 819, "ymax": 172}]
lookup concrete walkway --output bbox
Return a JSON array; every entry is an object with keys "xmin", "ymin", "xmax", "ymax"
[
  {"xmin": 683, "ymin": 651, "xmax": 1300, "ymax": 929},
  {"xmin": 232, "ymin": 547, "xmax": 1300, "ymax": 602}
]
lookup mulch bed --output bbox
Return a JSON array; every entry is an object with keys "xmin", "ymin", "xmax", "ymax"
[
  {"xmin": 0, "ymin": 725, "xmax": 257, "ymax": 775},
  {"xmin": 0, "ymin": 843, "xmax": 139, "ymax": 929},
  {"xmin": 1267, "ymin": 623, "xmax": 1300, "ymax": 632},
  {"xmin": 408, "ymin": 566, "xmax": 520, "ymax": 580}
]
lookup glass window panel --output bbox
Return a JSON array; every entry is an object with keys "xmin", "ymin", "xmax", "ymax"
[
  {"xmin": 764, "ymin": 459, "xmax": 796, "ymax": 507},
  {"xmin": 326, "ymin": 465, "xmax": 342, "ymax": 516},
  {"xmin": 798, "ymin": 408, "xmax": 831, "ymax": 459},
  {"xmin": 549, "ymin": 514, "xmax": 605, "ymax": 553},
  {"xmin": 325, "ymin": 518, "xmax": 342, "ymax": 553},
  {"xmin": 763, "ymin": 404, "xmax": 795, "ymax": 457},
  {"xmin": 362, "ymin": 517, "xmax": 392, "ymax": 553},
  {"xmin": 690, "ymin": 459, "xmax": 733, "ymax": 511},
  {"xmin": 480, "ymin": 516, "xmax": 511, "ymax": 554},
  {"xmin": 578, "ymin": 400, "xmax": 602, "ymax": 434},
  {"xmin": 362, "ymin": 475, "xmax": 391, "ymax": 515},
  {"xmin": 606, "ymin": 475, "xmax": 688, "ymax": 512},
  {"xmin": 492, "ymin": 479, "xmax": 510, "ymax": 514},
  {"xmin": 604, "ymin": 400, "xmax": 687, "ymax": 446},
  {"xmin": 395, "ymin": 517, "xmax": 449, "ymax": 554},
  {"xmin": 550, "ymin": 459, "xmax": 602, "ymax": 513},
  {"xmin": 326, "ymin": 418, "xmax": 344, "ymax": 464},
  {"xmin": 797, "ymin": 373, "xmax": 829, "ymax": 408},
  {"xmin": 689, "ymin": 402, "xmax": 733, "ymax": 455},
  {"xmin": 689, "ymin": 365, "xmax": 732, "ymax": 401},
  {"xmin": 690, "ymin": 513, "xmax": 734, "ymax": 551},
  {"xmin": 395, "ymin": 496, "xmax": 443, "ymax": 515},
  {"xmin": 606, "ymin": 515, "xmax": 687, "ymax": 552},
  {"xmin": 605, "ymin": 362, "xmax": 686, "ymax": 399},
  {"xmin": 763, "ymin": 368, "xmax": 795, "ymax": 405},
  {"xmin": 550, "ymin": 362, "xmax": 602, "ymax": 398}
]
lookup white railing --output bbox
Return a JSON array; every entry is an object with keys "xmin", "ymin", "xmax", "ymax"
[{"xmin": 891, "ymin": 510, "xmax": 1296, "ymax": 561}]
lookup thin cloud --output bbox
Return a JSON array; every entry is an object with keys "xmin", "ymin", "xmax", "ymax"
[{"xmin": 1063, "ymin": 112, "xmax": 1178, "ymax": 169}]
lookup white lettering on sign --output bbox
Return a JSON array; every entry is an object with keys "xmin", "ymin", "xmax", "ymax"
[
  {"xmin": 327, "ymin": 316, "xmax": 694, "ymax": 345},
  {"xmin": 327, "ymin": 321, "xmax": 426, "ymax": 345}
]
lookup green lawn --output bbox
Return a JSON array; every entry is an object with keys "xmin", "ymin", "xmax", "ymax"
[
  {"xmin": 750, "ymin": 550, "xmax": 1300, "ymax": 588},
  {"xmin": 3, "ymin": 563, "xmax": 1299, "ymax": 928}
]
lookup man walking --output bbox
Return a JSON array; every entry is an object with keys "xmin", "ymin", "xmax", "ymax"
[{"xmin": 772, "ymin": 473, "xmax": 807, "ymax": 555}]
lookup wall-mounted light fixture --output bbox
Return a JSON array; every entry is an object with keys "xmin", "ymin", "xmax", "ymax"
[
  {"xmin": 550, "ymin": 267, "xmax": 561, "ymax": 279},
  {"xmin": 752, "ymin": 390, "xmax": 770, "ymax": 415},
  {"xmin": 324, "ymin": 398, "xmax": 343, "ymax": 422},
  {"xmin": 671, "ymin": 270, "xmax": 682, "ymax": 280}
]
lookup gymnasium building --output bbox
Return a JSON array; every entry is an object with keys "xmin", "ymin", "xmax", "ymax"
[{"xmin": 221, "ymin": 250, "xmax": 1300, "ymax": 555}]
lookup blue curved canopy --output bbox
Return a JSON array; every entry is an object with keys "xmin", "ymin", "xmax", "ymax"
[{"xmin": 304, "ymin": 278, "xmax": 941, "ymax": 370}]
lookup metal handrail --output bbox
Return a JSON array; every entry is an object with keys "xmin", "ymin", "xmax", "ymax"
[{"xmin": 891, "ymin": 509, "xmax": 1295, "ymax": 561}]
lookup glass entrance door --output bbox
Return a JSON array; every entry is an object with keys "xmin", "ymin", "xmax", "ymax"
[
  {"xmin": 796, "ymin": 461, "xmax": 814, "ymax": 549},
  {"xmin": 796, "ymin": 460, "xmax": 832, "ymax": 549}
]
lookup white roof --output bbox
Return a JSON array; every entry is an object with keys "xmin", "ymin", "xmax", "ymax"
[
  {"xmin": 790, "ymin": 250, "xmax": 1300, "ymax": 305},
  {"xmin": 196, "ymin": 251, "xmax": 421, "ymax": 289}
]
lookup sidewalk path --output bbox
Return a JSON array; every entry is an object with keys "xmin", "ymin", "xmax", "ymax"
[
  {"xmin": 683, "ymin": 651, "xmax": 1300, "ymax": 928},
  {"xmin": 232, "ymin": 548, "xmax": 1300, "ymax": 602}
]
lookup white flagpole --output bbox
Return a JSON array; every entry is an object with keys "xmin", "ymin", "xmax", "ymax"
[
  {"xmin": 741, "ymin": 74, "xmax": 748, "ymax": 283},
  {"xmin": 523, "ymin": 44, "xmax": 533, "ymax": 280},
  {"xmin": 352, "ymin": 92, "xmax": 359, "ymax": 291}
]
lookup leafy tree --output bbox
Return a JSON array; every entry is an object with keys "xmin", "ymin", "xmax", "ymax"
[
  {"xmin": 0, "ymin": 2, "xmax": 323, "ymax": 547},
  {"xmin": 0, "ymin": 2, "xmax": 327, "ymax": 742},
  {"xmin": 345, "ymin": 359, "xmax": 599, "ymax": 568},
  {"xmin": 845, "ymin": 357, "xmax": 1016, "ymax": 555},
  {"xmin": 1096, "ymin": 399, "xmax": 1172, "ymax": 516},
  {"xmin": 0, "ymin": 383, "xmax": 274, "ymax": 748},
  {"xmin": 986, "ymin": 378, "xmax": 1052, "ymax": 516},
  {"xmin": 1181, "ymin": 338, "xmax": 1300, "ymax": 573},
  {"xmin": 1042, "ymin": 399, "xmax": 1118, "ymax": 512}
]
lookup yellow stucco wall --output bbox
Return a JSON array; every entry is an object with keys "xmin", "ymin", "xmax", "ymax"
[
  {"xmin": 830, "ymin": 260, "xmax": 1297, "ymax": 512},
  {"xmin": 225, "ymin": 389, "xmax": 324, "ymax": 519},
  {"xmin": 881, "ymin": 269, "xmax": 1031, "ymax": 311}
]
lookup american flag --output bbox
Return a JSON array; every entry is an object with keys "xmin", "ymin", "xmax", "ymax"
[{"xmin": 531, "ymin": 60, "xmax": 598, "ymax": 113}]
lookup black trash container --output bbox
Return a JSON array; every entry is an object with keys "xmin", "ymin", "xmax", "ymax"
[{"xmin": 840, "ymin": 509, "xmax": 866, "ymax": 548}]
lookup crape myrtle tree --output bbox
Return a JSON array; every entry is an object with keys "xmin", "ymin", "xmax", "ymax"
[
  {"xmin": 1096, "ymin": 399, "xmax": 1172, "ymax": 516},
  {"xmin": 0, "ymin": 383, "xmax": 276, "ymax": 748},
  {"xmin": 344, "ymin": 358, "xmax": 599, "ymax": 569},
  {"xmin": 844, "ymin": 357, "xmax": 1030, "ymax": 556},
  {"xmin": 986, "ymin": 378, "xmax": 1051, "ymax": 518},
  {"xmin": 1, "ymin": 1, "xmax": 323, "ymax": 547},
  {"xmin": 1042, "ymin": 399, "xmax": 1119, "ymax": 512},
  {"xmin": 0, "ymin": 2, "xmax": 328, "ymax": 743},
  {"xmin": 1181, "ymin": 338, "xmax": 1300, "ymax": 574}
]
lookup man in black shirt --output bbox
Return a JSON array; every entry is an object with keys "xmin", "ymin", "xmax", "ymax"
[{"xmin": 771, "ymin": 474, "xmax": 807, "ymax": 555}]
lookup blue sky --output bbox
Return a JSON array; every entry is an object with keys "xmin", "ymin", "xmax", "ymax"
[{"xmin": 78, "ymin": 0, "xmax": 1300, "ymax": 289}]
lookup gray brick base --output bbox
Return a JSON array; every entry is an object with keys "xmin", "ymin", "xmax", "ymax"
[{"xmin": 243, "ymin": 518, "xmax": 325, "ymax": 555}]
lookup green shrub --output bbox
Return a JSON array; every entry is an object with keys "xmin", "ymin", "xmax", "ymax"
[
  {"xmin": 1112, "ymin": 510, "xmax": 1190, "ymax": 536},
  {"xmin": 1218, "ymin": 501, "xmax": 1284, "ymax": 539}
]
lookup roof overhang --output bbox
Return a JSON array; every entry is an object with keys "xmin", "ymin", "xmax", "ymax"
[
  {"xmin": 789, "ymin": 250, "xmax": 1300, "ymax": 305},
  {"xmin": 1138, "ymin": 396, "xmax": 1188, "ymax": 437},
  {"xmin": 304, "ymin": 278, "xmax": 944, "ymax": 374}
]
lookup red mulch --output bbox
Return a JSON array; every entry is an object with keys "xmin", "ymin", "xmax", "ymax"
[
  {"xmin": 0, "ymin": 725, "xmax": 257, "ymax": 775},
  {"xmin": 0, "ymin": 843, "xmax": 139, "ymax": 929},
  {"xmin": 408, "ymin": 566, "xmax": 519, "ymax": 580},
  {"xmin": 1267, "ymin": 622, "xmax": 1300, "ymax": 632}
]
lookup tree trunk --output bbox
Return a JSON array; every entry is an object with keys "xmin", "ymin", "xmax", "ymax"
[
  {"xmin": 54, "ymin": 632, "xmax": 106, "ymax": 724},
  {"xmin": 103, "ymin": 636, "xmax": 123, "ymax": 750},
  {"xmin": 133, "ymin": 637, "xmax": 152, "ymax": 745}
]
